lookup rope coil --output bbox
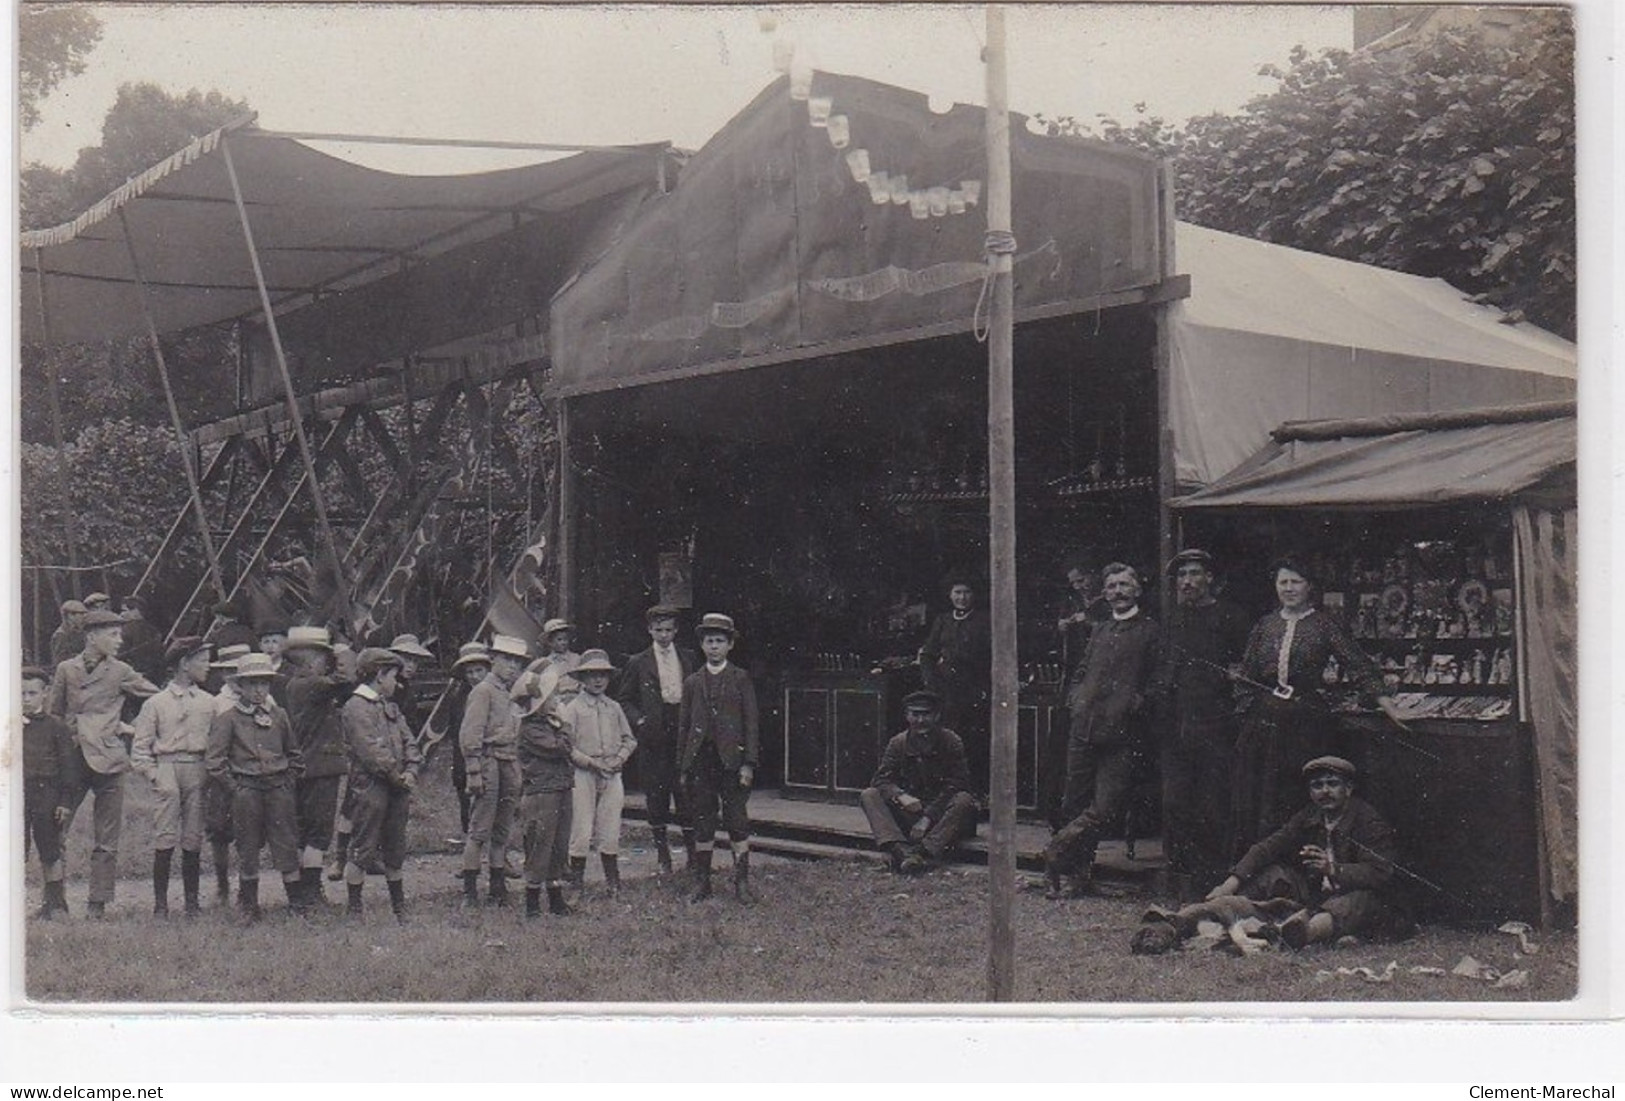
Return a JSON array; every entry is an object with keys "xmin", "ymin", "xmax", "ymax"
[{"xmin": 973, "ymin": 230, "xmax": 1019, "ymax": 343}]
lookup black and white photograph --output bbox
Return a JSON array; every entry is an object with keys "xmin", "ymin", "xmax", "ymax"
[{"xmin": 5, "ymin": 0, "xmax": 1607, "ymax": 1043}]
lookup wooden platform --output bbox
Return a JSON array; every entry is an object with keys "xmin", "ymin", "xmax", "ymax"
[{"xmin": 623, "ymin": 790, "xmax": 1164, "ymax": 880}]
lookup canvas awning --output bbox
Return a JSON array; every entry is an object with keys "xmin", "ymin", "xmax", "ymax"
[
  {"xmin": 1173, "ymin": 402, "xmax": 1576, "ymax": 511},
  {"xmin": 19, "ymin": 115, "xmax": 669, "ymax": 349},
  {"xmin": 1168, "ymin": 223, "xmax": 1577, "ymax": 488}
]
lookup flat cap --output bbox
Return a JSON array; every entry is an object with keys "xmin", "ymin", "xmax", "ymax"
[
  {"xmin": 902, "ymin": 689, "xmax": 942, "ymax": 711},
  {"xmin": 164, "ymin": 636, "xmax": 211, "ymax": 667},
  {"xmin": 1301, "ymin": 755, "xmax": 1356, "ymax": 780},
  {"xmin": 1165, "ymin": 548, "xmax": 1215, "ymax": 574},
  {"xmin": 83, "ymin": 609, "xmax": 126, "ymax": 630}
]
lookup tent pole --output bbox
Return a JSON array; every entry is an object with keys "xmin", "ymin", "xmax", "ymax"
[
  {"xmin": 1155, "ymin": 161, "xmax": 1179, "ymax": 620},
  {"xmin": 29, "ymin": 249, "xmax": 83, "ymax": 598},
  {"xmin": 220, "ymin": 133, "xmax": 347, "ymax": 581},
  {"xmin": 983, "ymin": 3, "xmax": 1019, "ymax": 1004},
  {"xmin": 112, "ymin": 218, "xmax": 230, "ymax": 602}
]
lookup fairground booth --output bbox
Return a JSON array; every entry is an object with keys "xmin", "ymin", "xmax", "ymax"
[{"xmin": 542, "ymin": 70, "xmax": 1577, "ymax": 854}]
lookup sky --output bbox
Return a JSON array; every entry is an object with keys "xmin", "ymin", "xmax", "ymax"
[{"xmin": 20, "ymin": 3, "xmax": 1353, "ymax": 174}]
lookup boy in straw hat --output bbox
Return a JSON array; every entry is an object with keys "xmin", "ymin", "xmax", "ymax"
[
  {"xmin": 560, "ymin": 649, "xmax": 637, "ymax": 896},
  {"xmin": 340, "ymin": 648, "xmax": 421, "ymax": 921},
  {"xmin": 50, "ymin": 608, "xmax": 160, "ymax": 917},
  {"xmin": 130, "ymin": 636, "xmax": 217, "ymax": 916},
  {"xmin": 532, "ymin": 619, "xmax": 582, "ymax": 675},
  {"xmin": 678, "ymin": 613, "xmax": 760, "ymax": 903},
  {"xmin": 513, "ymin": 664, "xmax": 580, "ymax": 916},
  {"xmin": 443, "ymin": 641, "xmax": 494, "ymax": 835},
  {"xmin": 282, "ymin": 626, "xmax": 352, "ymax": 907},
  {"xmin": 457, "ymin": 634, "xmax": 528, "ymax": 907},
  {"xmin": 205, "ymin": 653, "xmax": 307, "ymax": 921}
]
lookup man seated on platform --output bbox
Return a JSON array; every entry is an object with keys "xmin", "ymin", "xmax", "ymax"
[
  {"xmin": 859, "ymin": 690, "xmax": 978, "ymax": 875},
  {"xmin": 1206, "ymin": 755, "xmax": 1412, "ymax": 949}
]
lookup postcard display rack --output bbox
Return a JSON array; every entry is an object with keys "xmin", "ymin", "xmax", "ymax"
[{"xmin": 1312, "ymin": 537, "xmax": 1518, "ymax": 724}]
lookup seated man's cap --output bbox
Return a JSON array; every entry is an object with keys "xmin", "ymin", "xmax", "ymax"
[
  {"xmin": 1302, "ymin": 755, "xmax": 1356, "ymax": 780},
  {"xmin": 1165, "ymin": 548, "xmax": 1215, "ymax": 574},
  {"xmin": 83, "ymin": 609, "xmax": 126, "ymax": 630},
  {"xmin": 902, "ymin": 689, "xmax": 942, "ymax": 711}
]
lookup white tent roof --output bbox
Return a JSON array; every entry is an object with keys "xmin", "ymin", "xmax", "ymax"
[{"xmin": 1169, "ymin": 222, "xmax": 1577, "ymax": 488}]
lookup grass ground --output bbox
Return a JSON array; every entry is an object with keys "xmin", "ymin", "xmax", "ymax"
[{"xmin": 23, "ymin": 751, "xmax": 1576, "ymax": 1005}]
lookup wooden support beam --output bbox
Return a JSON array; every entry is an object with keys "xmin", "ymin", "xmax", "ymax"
[{"xmin": 357, "ymin": 408, "xmax": 404, "ymax": 471}]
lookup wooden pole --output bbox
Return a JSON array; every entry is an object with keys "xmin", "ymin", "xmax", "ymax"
[
  {"xmin": 113, "ymin": 214, "xmax": 230, "ymax": 603},
  {"xmin": 984, "ymin": 3, "xmax": 1019, "ymax": 1004},
  {"xmin": 29, "ymin": 250, "xmax": 83, "ymax": 598},
  {"xmin": 220, "ymin": 134, "xmax": 347, "ymax": 581},
  {"xmin": 1154, "ymin": 161, "xmax": 1179, "ymax": 621}
]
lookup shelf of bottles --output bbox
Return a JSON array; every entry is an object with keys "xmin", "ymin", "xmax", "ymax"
[{"xmin": 1316, "ymin": 537, "xmax": 1517, "ymax": 723}]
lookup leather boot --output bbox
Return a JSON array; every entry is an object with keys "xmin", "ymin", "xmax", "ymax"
[
  {"xmin": 547, "ymin": 885, "xmax": 574, "ymax": 916},
  {"xmin": 600, "ymin": 853, "xmax": 621, "ymax": 897},
  {"xmin": 653, "ymin": 830, "xmax": 674, "ymax": 875},
  {"xmin": 286, "ymin": 873, "xmax": 311, "ymax": 916},
  {"xmin": 238, "ymin": 877, "xmax": 262, "ymax": 923},
  {"xmin": 689, "ymin": 849, "xmax": 714, "ymax": 902},
  {"xmin": 213, "ymin": 840, "xmax": 232, "ymax": 903},
  {"xmin": 387, "ymin": 878, "xmax": 407, "ymax": 923},
  {"xmin": 461, "ymin": 870, "xmax": 481, "ymax": 907},
  {"xmin": 36, "ymin": 880, "xmax": 68, "ymax": 920},
  {"xmin": 181, "ymin": 850, "xmax": 202, "ymax": 916},
  {"xmin": 733, "ymin": 850, "xmax": 760, "ymax": 904},
  {"xmin": 681, "ymin": 829, "xmax": 698, "ymax": 872},
  {"xmin": 487, "ymin": 869, "xmax": 510, "ymax": 907},
  {"xmin": 152, "ymin": 847, "xmax": 174, "ymax": 917},
  {"xmin": 567, "ymin": 856, "xmax": 587, "ymax": 891},
  {"xmin": 346, "ymin": 883, "xmax": 364, "ymax": 919},
  {"xmin": 327, "ymin": 833, "xmax": 349, "ymax": 881},
  {"xmin": 525, "ymin": 886, "xmax": 543, "ymax": 918},
  {"xmin": 301, "ymin": 866, "xmax": 327, "ymax": 907}
]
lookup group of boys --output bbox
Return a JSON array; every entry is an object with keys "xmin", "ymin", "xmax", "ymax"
[{"xmin": 24, "ymin": 600, "xmax": 764, "ymax": 923}]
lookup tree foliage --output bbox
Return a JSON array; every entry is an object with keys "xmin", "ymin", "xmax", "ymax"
[
  {"xmin": 18, "ymin": 5, "xmax": 102, "ymax": 130},
  {"xmin": 22, "ymin": 82, "xmax": 252, "ymax": 229},
  {"xmin": 1045, "ymin": 16, "xmax": 1575, "ymax": 339}
]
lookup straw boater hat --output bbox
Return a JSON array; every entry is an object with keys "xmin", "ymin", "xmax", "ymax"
[
  {"xmin": 452, "ymin": 641, "xmax": 493, "ymax": 670},
  {"xmin": 164, "ymin": 636, "xmax": 211, "ymax": 669},
  {"xmin": 489, "ymin": 634, "xmax": 530, "ymax": 660},
  {"xmin": 82, "ymin": 609, "xmax": 125, "ymax": 630},
  {"xmin": 695, "ymin": 612, "xmax": 738, "ymax": 638},
  {"xmin": 575, "ymin": 649, "xmax": 617, "ymax": 675},
  {"xmin": 230, "ymin": 653, "xmax": 278, "ymax": 680},
  {"xmin": 541, "ymin": 618, "xmax": 573, "ymax": 637},
  {"xmin": 283, "ymin": 625, "xmax": 333, "ymax": 652},
  {"xmin": 210, "ymin": 643, "xmax": 253, "ymax": 670},
  {"xmin": 388, "ymin": 633, "xmax": 435, "ymax": 659}
]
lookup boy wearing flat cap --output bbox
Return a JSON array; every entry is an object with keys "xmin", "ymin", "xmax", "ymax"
[
  {"xmin": 340, "ymin": 647, "xmax": 421, "ymax": 921},
  {"xmin": 1207, "ymin": 755, "xmax": 1409, "ymax": 948},
  {"xmin": 205, "ymin": 653, "xmax": 306, "ymax": 921},
  {"xmin": 50, "ymin": 608, "xmax": 160, "ymax": 917},
  {"xmin": 860, "ymin": 689, "xmax": 978, "ymax": 873},
  {"xmin": 282, "ymin": 626, "xmax": 353, "ymax": 907},
  {"xmin": 561, "ymin": 649, "xmax": 637, "ymax": 896},
  {"xmin": 613, "ymin": 605, "xmax": 700, "ymax": 874},
  {"xmin": 131, "ymin": 636, "xmax": 217, "ymax": 916},
  {"xmin": 678, "ymin": 614, "xmax": 760, "ymax": 903}
]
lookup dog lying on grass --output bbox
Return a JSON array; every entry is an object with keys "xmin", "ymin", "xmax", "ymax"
[{"xmin": 1131, "ymin": 895, "xmax": 1303, "ymax": 955}]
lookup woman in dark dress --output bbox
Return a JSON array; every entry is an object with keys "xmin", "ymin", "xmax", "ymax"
[
  {"xmin": 917, "ymin": 576, "xmax": 992, "ymax": 795},
  {"xmin": 1230, "ymin": 557, "xmax": 1400, "ymax": 857}
]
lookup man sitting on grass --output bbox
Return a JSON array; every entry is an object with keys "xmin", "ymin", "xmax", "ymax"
[
  {"xmin": 859, "ymin": 690, "xmax": 978, "ymax": 874},
  {"xmin": 1205, "ymin": 755, "xmax": 1411, "ymax": 949}
]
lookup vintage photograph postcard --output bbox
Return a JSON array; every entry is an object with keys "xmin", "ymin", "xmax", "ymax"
[{"xmin": 7, "ymin": 1, "xmax": 1603, "ymax": 1041}]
